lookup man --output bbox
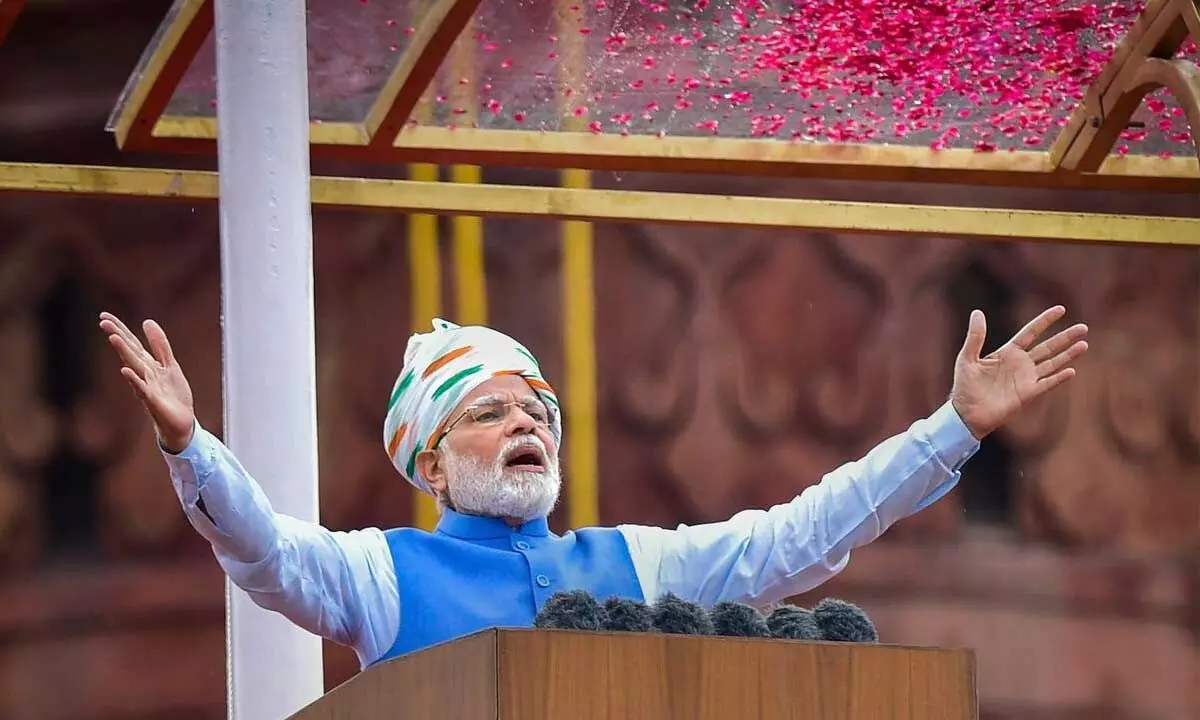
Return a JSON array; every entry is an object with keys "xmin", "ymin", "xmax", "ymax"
[{"xmin": 98, "ymin": 306, "xmax": 1087, "ymax": 669}]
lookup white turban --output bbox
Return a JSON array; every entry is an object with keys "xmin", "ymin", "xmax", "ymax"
[{"xmin": 383, "ymin": 319, "xmax": 561, "ymax": 492}]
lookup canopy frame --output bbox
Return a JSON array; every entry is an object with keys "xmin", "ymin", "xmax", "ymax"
[
  {"xmin": 89, "ymin": 0, "xmax": 1200, "ymax": 193},
  {"xmin": 1051, "ymin": 0, "xmax": 1200, "ymax": 170},
  {"xmin": 0, "ymin": 0, "xmax": 1194, "ymax": 242}
]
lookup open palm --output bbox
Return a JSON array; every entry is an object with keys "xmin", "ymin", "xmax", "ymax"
[
  {"xmin": 950, "ymin": 305, "xmax": 1089, "ymax": 439},
  {"xmin": 98, "ymin": 312, "xmax": 196, "ymax": 453}
]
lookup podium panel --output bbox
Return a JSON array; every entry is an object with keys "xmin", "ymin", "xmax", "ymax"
[{"xmin": 289, "ymin": 628, "xmax": 977, "ymax": 720}]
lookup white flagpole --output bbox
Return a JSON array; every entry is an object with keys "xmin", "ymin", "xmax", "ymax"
[{"xmin": 213, "ymin": 1, "xmax": 324, "ymax": 717}]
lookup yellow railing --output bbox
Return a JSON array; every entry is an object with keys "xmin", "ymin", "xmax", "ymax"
[{"xmin": 560, "ymin": 168, "xmax": 599, "ymax": 529}]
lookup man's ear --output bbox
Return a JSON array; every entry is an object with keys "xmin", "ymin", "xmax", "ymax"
[{"xmin": 415, "ymin": 448, "xmax": 448, "ymax": 496}]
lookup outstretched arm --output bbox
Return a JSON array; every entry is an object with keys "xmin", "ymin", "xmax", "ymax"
[
  {"xmin": 99, "ymin": 312, "xmax": 399, "ymax": 668},
  {"xmin": 619, "ymin": 401, "xmax": 977, "ymax": 607},
  {"xmin": 163, "ymin": 422, "xmax": 398, "ymax": 668},
  {"xmin": 620, "ymin": 305, "xmax": 1088, "ymax": 608}
]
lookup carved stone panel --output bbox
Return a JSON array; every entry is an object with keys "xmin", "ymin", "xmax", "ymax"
[
  {"xmin": 0, "ymin": 227, "xmax": 62, "ymax": 570},
  {"xmin": 993, "ymin": 240, "xmax": 1200, "ymax": 551},
  {"xmin": 593, "ymin": 219, "xmax": 974, "ymax": 535},
  {"xmin": 71, "ymin": 201, "xmax": 223, "ymax": 557},
  {"xmin": 591, "ymin": 173, "xmax": 1200, "ymax": 559}
]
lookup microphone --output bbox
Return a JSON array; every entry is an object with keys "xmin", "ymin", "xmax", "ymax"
[
  {"xmin": 766, "ymin": 604, "xmax": 822, "ymax": 641},
  {"xmin": 709, "ymin": 601, "xmax": 772, "ymax": 638},
  {"xmin": 651, "ymin": 592, "xmax": 715, "ymax": 635},
  {"xmin": 812, "ymin": 598, "xmax": 879, "ymax": 643},
  {"xmin": 534, "ymin": 590, "xmax": 607, "ymax": 631},
  {"xmin": 602, "ymin": 597, "xmax": 655, "ymax": 632}
]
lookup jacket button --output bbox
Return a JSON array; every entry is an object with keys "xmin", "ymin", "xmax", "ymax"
[{"xmin": 535, "ymin": 574, "xmax": 550, "ymax": 587}]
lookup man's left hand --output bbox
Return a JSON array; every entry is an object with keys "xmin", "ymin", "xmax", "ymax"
[{"xmin": 950, "ymin": 305, "xmax": 1089, "ymax": 440}]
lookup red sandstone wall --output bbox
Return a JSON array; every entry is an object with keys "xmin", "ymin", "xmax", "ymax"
[{"xmin": 0, "ymin": 2, "xmax": 1196, "ymax": 719}]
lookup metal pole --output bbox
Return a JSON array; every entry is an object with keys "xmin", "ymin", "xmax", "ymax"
[{"xmin": 213, "ymin": 1, "xmax": 323, "ymax": 718}]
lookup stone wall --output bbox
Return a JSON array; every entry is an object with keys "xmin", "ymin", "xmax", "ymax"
[{"xmin": 0, "ymin": 1, "xmax": 1196, "ymax": 718}]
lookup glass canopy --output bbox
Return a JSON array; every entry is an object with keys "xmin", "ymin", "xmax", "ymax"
[
  {"xmin": 425, "ymin": 0, "xmax": 1195, "ymax": 154},
  {"xmin": 166, "ymin": 0, "xmax": 432, "ymax": 122},
  {"xmin": 108, "ymin": 0, "xmax": 1200, "ymax": 162}
]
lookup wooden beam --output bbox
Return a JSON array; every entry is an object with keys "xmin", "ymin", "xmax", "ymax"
[
  {"xmin": 1129, "ymin": 59, "xmax": 1200, "ymax": 162},
  {"xmin": 1184, "ymin": 0, "xmax": 1200, "ymax": 38},
  {"xmin": 150, "ymin": 115, "xmax": 1200, "ymax": 193},
  {"xmin": 110, "ymin": 0, "xmax": 212, "ymax": 151},
  {"xmin": 0, "ymin": 0, "xmax": 26, "ymax": 47},
  {"xmin": 1050, "ymin": 0, "xmax": 1178, "ymax": 165},
  {"xmin": 157, "ymin": 115, "xmax": 367, "ymax": 146},
  {"xmin": 1, "ymin": 162, "xmax": 1197, "ymax": 247},
  {"xmin": 387, "ymin": 125, "xmax": 1200, "ymax": 191},
  {"xmin": 363, "ymin": 0, "xmax": 484, "ymax": 148},
  {"xmin": 1050, "ymin": 0, "xmax": 1200, "ymax": 171}
]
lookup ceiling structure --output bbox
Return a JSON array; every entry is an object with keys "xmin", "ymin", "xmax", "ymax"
[
  {"xmin": 0, "ymin": 0, "xmax": 1195, "ymax": 243},
  {"xmin": 95, "ymin": 0, "xmax": 1200, "ymax": 191}
]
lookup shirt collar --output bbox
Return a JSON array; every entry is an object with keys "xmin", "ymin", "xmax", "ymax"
[{"xmin": 435, "ymin": 508, "xmax": 550, "ymax": 539}]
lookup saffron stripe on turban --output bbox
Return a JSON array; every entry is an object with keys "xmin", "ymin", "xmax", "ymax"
[{"xmin": 383, "ymin": 318, "xmax": 561, "ymax": 493}]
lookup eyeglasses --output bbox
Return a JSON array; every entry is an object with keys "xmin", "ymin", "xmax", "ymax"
[{"xmin": 435, "ymin": 398, "xmax": 554, "ymax": 447}]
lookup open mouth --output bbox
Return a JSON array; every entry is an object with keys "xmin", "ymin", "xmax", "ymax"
[{"xmin": 504, "ymin": 449, "xmax": 546, "ymax": 472}]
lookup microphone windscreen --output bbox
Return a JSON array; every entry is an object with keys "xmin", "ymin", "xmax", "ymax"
[
  {"xmin": 651, "ymin": 592, "xmax": 715, "ymax": 635},
  {"xmin": 602, "ymin": 597, "xmax": 654, "ymax": 633},
  {"xmin": 813, "ymin": 598, "xmax": 879, "ymax": 643},
  {"xmin": 766, "ymin": 604, "xmax": 822, "ymax": 641},
  {"xmin": 709, "ymin": 601, "xmax": 772, "ymax": 638},
  {"xmin": 534, "ymin": 590, "xmax": 607, "ymax": 631}
]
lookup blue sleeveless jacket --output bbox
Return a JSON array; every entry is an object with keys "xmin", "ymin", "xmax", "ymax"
[{"xmin": 375, "ymin": 509, "xmax": 644, "ymax": 662}]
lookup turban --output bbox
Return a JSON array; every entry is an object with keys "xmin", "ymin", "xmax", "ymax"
[{"xmin": 383, "ymin": 319, "xmax": 561, "ymax": 492}]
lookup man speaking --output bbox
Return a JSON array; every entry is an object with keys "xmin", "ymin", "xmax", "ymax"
[{"xmin": 98, "ymin": 306, "xmax": 1087, "ymax": 669}]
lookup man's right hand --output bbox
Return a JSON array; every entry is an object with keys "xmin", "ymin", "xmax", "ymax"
[{"xmin": 99, "ymin": 312, "xmax": 196, "ymax": 453}]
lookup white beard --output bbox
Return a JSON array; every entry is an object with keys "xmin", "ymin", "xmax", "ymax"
[{"xmin": 440, "ymin": 435, "xmax": 561, "ymax": 521}]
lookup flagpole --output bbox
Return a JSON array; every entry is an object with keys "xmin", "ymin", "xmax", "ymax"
[{"xmin": 213, "ymin": 1, "xmax": 324, "ymax": 717}]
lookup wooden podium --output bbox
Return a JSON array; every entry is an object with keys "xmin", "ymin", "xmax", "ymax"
[{"xmin": 288, "ymin": 628, "xmax": 976, "ymax": 719}]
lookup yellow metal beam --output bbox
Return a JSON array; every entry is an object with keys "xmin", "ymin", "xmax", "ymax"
[
  {"xmin": 149, "ymin": 116, "xmax": 1200, "ymax": 193},
  {"xmin": 2, "ymin": 162, "xmax": 1198, "ymax": 246},
  {"xmin": 560, "ymin": 169, "xmax": 599, "ymax": 529},
  {"xmin": 450, "ymin": 164, "xmax": 487, "ymax": 325}
]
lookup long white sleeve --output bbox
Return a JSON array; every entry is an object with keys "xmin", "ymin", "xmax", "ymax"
[
  {"xmin": 618, "ymin": 401, "xmax": 980, "ymax": 607},
  {"xmin": 162, "ymin": 423, "xmax": 399, "ymax": 668}
]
